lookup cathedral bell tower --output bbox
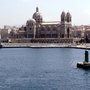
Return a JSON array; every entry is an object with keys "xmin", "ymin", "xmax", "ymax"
[{"xmin": 60, "ymin": 11, "xmax": 72, "ymax": 38}]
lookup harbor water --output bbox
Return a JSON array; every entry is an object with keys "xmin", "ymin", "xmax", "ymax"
[{"xmin": 0, "ymin": 48, "xmax": 90, "ymax": 90}]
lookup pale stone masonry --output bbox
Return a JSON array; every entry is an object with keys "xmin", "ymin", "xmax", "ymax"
[
  {"xmin": 8, "ymin": 7, "xmax": 72, "ymax": 43},
  {"xmin": 1, "ymin": 7, "xmax": 90, "ymax": 43}
]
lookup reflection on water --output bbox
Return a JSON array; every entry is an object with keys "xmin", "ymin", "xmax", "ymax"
[{"xmin": 0, "ymin": 48, "xmax": 90, "ymax": 90}]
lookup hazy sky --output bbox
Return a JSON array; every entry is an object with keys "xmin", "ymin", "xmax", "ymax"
[{"xmin": 0, "ymin": 0, "xmax": 90, "ymax": 27}]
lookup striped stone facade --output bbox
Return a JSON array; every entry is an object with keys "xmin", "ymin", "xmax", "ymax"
[{"xmin": 9, "ymin": 7, "xmax": 72, "ymax": 43}]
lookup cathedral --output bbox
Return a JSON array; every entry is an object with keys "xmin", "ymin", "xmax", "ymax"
[{"xmin": 10, "ymin": 7, "xmax": 73, "ymax": 43}]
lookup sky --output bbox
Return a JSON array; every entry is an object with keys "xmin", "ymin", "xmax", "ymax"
[{"xmin": 0, "ymin": 0, "xmax": 90, "ymax": 27}]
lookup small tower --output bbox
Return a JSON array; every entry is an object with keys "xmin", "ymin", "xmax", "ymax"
[
  {"xmin": 66, "ymin": 12, "xmax": 72, "ymax": 38},
  {"xmin": 77, "ymin": 35, "xmax": 90, "ymax": 69},
  {"xmin": 61, "ymin": 11, "xmax": 66, "ymax": 23},
  {"xmin": 66, "ymin": 12, "xmax": 71, "ymax": 22},
  {"xmin": 77, "ymin": 50, "xmax": 90, "ymax": 69},
  {"xmin": 26, "ymin": 19, "xmax": 36, "ymax": 38}
]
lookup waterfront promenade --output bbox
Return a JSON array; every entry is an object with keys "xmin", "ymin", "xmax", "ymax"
[{"xmin": 1, "ymin": 43, "xmax": 90, "ymax": 49}]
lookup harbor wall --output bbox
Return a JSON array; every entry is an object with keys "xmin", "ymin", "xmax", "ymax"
[{"xmin": 1, "ymin": 43, "xmax": 90, "ymax": 49}]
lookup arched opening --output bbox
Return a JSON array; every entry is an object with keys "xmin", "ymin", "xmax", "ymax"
[
  {"xmin": 62, "ymin": 34, "xmax": 64, "ymax": 38},
  {"xmin": 67, "ymin": 27, "xmax": 70, "ymax": 38}
]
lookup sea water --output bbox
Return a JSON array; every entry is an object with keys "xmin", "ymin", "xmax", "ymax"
[{"xmin": 0, "ymin": 48, "xmax": 90, "ymax": 90}]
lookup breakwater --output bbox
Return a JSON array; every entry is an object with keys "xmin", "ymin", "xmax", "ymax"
[{"xmin": 1, "ymin": 43, "xmax": 90, "ymax": 49}]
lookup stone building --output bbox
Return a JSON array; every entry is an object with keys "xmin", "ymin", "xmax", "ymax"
[
  {"xmin": 72, "ymin": 25, "xmax": 85, "ymax": 38},
  {"xmin": 72, "ymin": 25, "xmax": 90, "ymax": 39},
  {"xmin": 9, "ymin": 7, "xmax": 73, "ymax": 43}
]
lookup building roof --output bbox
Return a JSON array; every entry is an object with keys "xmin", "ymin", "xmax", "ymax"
[{"xmin": 41, "ymin": 21, "xmax": 60, "ymax": 25}]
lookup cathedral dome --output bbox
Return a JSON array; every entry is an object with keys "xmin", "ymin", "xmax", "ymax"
[
  {"xmin": 32, "ymin": 7, "xmax": 43, "ymax": 23},
  {"xmin": 26, "ymin": 19, "xmax": 36, "ymax": 26}
]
